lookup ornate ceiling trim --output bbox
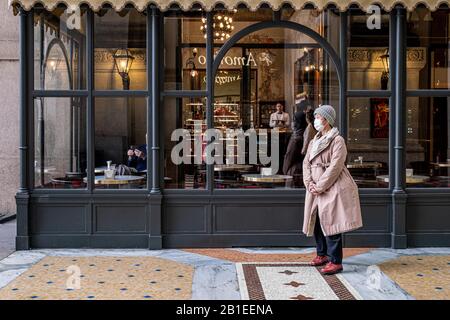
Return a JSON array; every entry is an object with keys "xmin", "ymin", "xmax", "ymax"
[{"xmin": 9, "ymin": 0, "xmax": 450, "ymax": 14}]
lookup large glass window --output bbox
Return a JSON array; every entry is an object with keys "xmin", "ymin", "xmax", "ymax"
[
  {"xmin": 212, "ymin": 27, "xmax": 339, "ymax": 189},
  {"xmin": 34, "ymin": 97, "xmax": 87, "ymax": 189},
  {"xmin": 94, "ymin": 8, "xmax": 146, "ymax": 90},
  {"xmin": 34, "ymin": 7, "xmax": 87, "ymax": 90},
  {"xmin": 405, "ymin": 7, "xmax": 450, "ymax": 188},
  {"xmin": 94, "ymin": 97, "xmax": 147, "ymax": 189},
  {"xmin": 163, "ymin": 8, "xmax": 341, "ymax": 190},
  {"xmin": 346, "ymin": 8, "xmax": 391, "ymax": 188},
  {"xmin": 347, "ymin": 97, "xmax": 389, "ymax": 188},
  {"xmin": 404, "ymin": 97, "xmax": 450, "ymax": 187},
  {"xmin": 347, "ymin": 9, "xmax": 390, "ymax": 90},
  {"xmin": 163, "ymin": 97, "xmax": 207, "ymax": 189},
  {"xmin": 407, "ymin": 8, "xmax": 450, "ymax": 90}
]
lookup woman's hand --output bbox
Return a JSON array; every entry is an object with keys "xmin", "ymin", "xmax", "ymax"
[{"xmin": 308, "ymin": 183, "xmax": 320, "ymax": 196}]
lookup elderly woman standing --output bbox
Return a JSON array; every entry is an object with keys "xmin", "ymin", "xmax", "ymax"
[{"xmin": 302, "ymin": 105, "xmax": 363, "ymax": 275}]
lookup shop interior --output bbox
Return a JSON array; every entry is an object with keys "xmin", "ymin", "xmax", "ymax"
[{"xmin": 32, "ymin": 6, "xmax": 450, "ymax": 190}]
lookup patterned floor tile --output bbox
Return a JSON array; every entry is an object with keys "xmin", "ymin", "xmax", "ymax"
[
  {"xmin": 236, "ymin": 263, "xmax": 361, "ymax": 300},
  {"xmin": 183, "ymin": 248, "xmax": 372, "ymax": 263},
  {"xmin": 378, "ymin": 255, "xmax": 450, "ymax": 300},
  {"xmin": 0, "ymin": 256, "xmax": 193, "ymax": 300}
]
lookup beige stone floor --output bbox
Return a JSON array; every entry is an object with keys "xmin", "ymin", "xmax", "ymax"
[
  {"xmin": 379, "ymin": 255, "xmax": 450, "ymax": 300},
  {"xmin": 0, "ymin": 256, "xmax": 193, "ymax": 300}
]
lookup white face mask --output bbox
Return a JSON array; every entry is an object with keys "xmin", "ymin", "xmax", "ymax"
[{"xmin": 314, "ymin": 118, "xmax": 324, "ymax": 132}]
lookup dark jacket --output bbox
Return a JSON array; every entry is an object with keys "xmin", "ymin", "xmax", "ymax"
[
  {"xmin": 127, "ymin": 144, "xmax": 147, "ymax": 172},
  {"xmin": 294, "ymin": 99, "xmax": 311, "ymax": 114},
  {"xmin": 283, "ymin": 111, "xmax": 308, "ymax": 178}
]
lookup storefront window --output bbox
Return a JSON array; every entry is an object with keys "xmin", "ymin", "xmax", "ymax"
[
  {"xmin": 405, "ymin": 8, "xmax": 450, "ymax": 188},
  {"xmin": 347, "ymin": 9, "xmax": 390, "ymax": 90},
  {"xmin": 405, "ymin": 97, "xmax": 450, "ymax": 188},
  {"xmin": 94, "ymin": 97, "xmax": 147, "ymax": 189},
  {"xmin": 34, "ymin": 7, "xmax": 87, "ymax": 90},
  {"xmin": 163, "ymin": 97, "xmax": 207, "ymax": 189},
  {"xmin": 347, "ymin": 97, "xmax": 389, "ymax": 188},
  {"xmin": 164, "ymin": 11, "xmax": 205, "ymax": 91},
  {"xmin": 34, "ymin": 97, "xmax": 87, "ymax": 189},
  {"xmin": 94, "ymin": 8, "xmax": 146, "ymax": 90},
  {"xmin": 163, "ymin": 7, "xmax": 342, "ymax": 190},
  {"xmin": 213, "ymin": 27, "xmax": 339, "ymax": 189},
  {"xmin": 407, "ymin": 8, "xmax": 450, "ymax": 90}
]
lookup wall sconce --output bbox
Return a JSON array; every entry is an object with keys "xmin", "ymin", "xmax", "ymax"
[
  {"xmin": 186, "ymin": 48, "xmax": 199, "ymax": 78},
  {"xmin": 380, "ymin": 49, "xmax": 389, "ymax": 90},
  {"xmin": 113, "ymin": 48, "xmax": 134, "ymax": 90},
  {"xmin": 45, "ymin": 57, "xmax": 61, "ymax": 79}
]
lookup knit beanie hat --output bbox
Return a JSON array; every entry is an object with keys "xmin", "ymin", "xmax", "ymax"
[{"xmin": 314, "ymin": 105, "xmax": 336, "ymax": 127}]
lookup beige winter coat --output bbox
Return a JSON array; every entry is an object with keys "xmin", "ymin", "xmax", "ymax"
[{"xmin": 302, "ymin": 130, "xmax": 363, "ymax": 237}]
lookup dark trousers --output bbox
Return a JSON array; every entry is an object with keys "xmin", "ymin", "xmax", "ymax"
[{"xmin": 313, "ymin": 213, "xmax": 343, "ymax": 264}]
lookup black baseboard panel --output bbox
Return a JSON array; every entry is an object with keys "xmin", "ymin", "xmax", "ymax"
[
  {"xmin": 407, "ymin": 233, "xmax": 450, "ymax": 247},
  {"xmin": 29, "ymin": 235, "xmax": 149, "ymax": 248},
  {"xmin": 343, "ymin": 233, "xmax": 391, "ymax": 247},
  {"xmin": 16, "ymin": 236, "xmax": 30, "ymax": 250}
]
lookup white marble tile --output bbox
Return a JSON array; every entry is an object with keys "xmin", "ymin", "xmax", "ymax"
[
  {"xmin": 340, "ymin": 264, "xmax": 414, "ymax": 300},
  {"xmin": 155, "ymin": 250, "xmax": 229, "ymax": 266},
  {"xmin": 0, "ymin": 251, "xmax": 46, "ymax": 265},
  {"xmin": 0, "ymin": 268, "xmax": 28, "ymax": 289},
  {"xmin": 192, "ymin": 264, "xmax": 241, "ymax": 300}
]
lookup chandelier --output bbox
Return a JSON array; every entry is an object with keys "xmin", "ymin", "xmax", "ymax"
[{"xmin": 200, "ymin": 10, "xmax": 236, "ymax": 41}]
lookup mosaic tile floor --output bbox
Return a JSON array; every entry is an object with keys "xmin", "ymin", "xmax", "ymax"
[
  {"xmin": 0, "ymin": 256, "xmax": 193, "ymax": 300},
  {"xmin": 183, "ymin": 248, "xmax": 372, "ymax": 262},
  {"xmin": 0, "ymin": 248, "xmax": 449, "ymax": 300},
  {"xmin": 237, "ymin": 263, "xmax": 361, "ymax": 300},
  {"xmin": 378, "ymin": 255, "xmax": 450, "ymax": 300}
]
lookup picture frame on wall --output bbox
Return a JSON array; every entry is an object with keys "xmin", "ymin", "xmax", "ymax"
[{"xmin": 370, "ymin": 98, "xmax": 389, "ymax": 138}]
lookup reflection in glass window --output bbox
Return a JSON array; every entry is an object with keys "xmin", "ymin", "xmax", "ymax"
[
  {"xmin": 405, "ymin": 97, "xmax": 450, "ymax": 188},
  {"xmin": 34, "ymin": 7, "xmax": 87, "ymax": 90},
  {"xmin": 347, "ymin": 9, "xmax": 390, "ymax": 90},
  {"xmin": 164, "ymin": 11, "xmax": 206, "ymax": 91},
  {"xmin": 94, "ymin": 8, "xmax": 146, "ymax": 90},
  {"xmin": 94, "ymin": 98, "xmax": 147, "ymax": 189},
  {"xmin": 347, "ymin": 98, "xmax": 389, "ymax": 188},
  {"xmin": 34, "ymin": 97, "xmax": 86, "ymax": 189},
  {"xmin": 163, "ymin": 97, "xmax": 207, "ymax": 189},
  {"xmin": 407, "ymin": 8, "xmax": 450, "ymax": 90},
  {"xmin": 212, "ymin": 27, "xmax": 339, "ymax": 189}
]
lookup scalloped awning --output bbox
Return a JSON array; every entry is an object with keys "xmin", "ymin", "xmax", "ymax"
[{"xmin": 8, "ymin": 0, "xmax": 450, "ymax": 13}]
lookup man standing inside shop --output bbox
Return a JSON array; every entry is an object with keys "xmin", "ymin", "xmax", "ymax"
[
  {"xmin": 269, "ymin": 103, "xmax": 290, "ymax": 128},
  {"xmin": 270, "ymin": 103, "xmax": 290, "ymax": 174}
]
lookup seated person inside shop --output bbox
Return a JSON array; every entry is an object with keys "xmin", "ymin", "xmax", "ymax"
[{"xmin": 127, "ymin": 145, "xmax": 147, "ymax": 172}]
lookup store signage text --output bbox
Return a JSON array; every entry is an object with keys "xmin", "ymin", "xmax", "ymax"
[
  {"xmin": 197, "ymin": 52, "xmax": 258, "ymax": 67},
  {"xmin": 202, "ymin": 74, "xmax": 242, "ymax": 85}
]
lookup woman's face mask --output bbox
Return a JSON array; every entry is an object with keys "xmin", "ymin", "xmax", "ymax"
[{"xmin": 314, "ymin": 118, "xmax": 325, "ymax": 132}]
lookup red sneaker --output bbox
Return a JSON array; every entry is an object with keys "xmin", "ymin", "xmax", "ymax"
[
  {"xmin": 320, "ymin": 262, "xmax": 343, "ymax": 275},
  {"xmin": 310, "ymin": 255, "xmax": 329, "ymax": 266}
]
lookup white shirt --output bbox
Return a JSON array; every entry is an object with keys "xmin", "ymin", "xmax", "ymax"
[{"xmin": 269, "ymin": 112, "xmax": 290, "ymax": 128}]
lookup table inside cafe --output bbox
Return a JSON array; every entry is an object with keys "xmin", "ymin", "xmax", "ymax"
[
  {"xmin": 84, "ymin": 175, "xmax": 145, "ymax": 188},
  {"xmin": 241, "ymin": 173, "xmax": 293, "ymax": 188},
  {"xmin": 376, "ymin": 174, "xmax": 431, "ymax": 185},
  {"xmin": 346, "ymin": 157, "xmax": 384, "ymax": 187}
]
